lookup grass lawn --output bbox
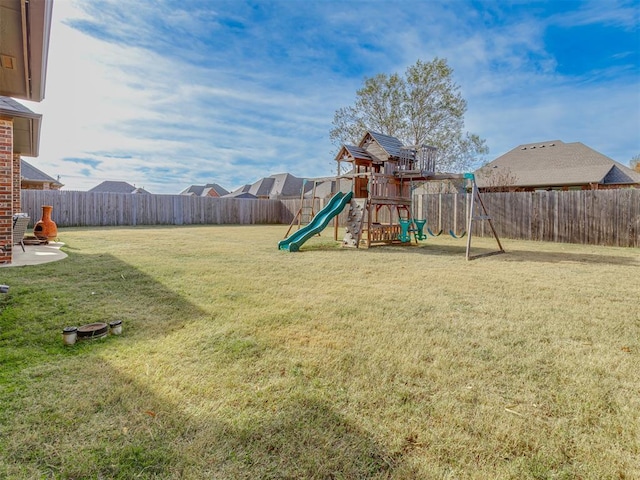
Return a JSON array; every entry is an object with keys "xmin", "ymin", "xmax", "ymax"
[{"xmin": 0, "ymin": 225, "xmax": 638, "ymax": 479}]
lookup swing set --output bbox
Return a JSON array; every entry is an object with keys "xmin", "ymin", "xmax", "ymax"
[
  {"xmin": 448, "ymin": 192, "xmax": 467, "ymax": 239},
  {"xmin": 396, "ymin": 174, "xmax": 505, "ymax": 260},
  {"xmin": 419, "ymin": 179, "xmax": 468, "ymax": 239}
]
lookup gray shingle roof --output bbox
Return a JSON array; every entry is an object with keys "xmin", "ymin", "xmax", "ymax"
[
  {"xmin": 0, "ymin": 96, "xmax": 42, "ymax": 156},
  {"xmin": 363, "ymin": 131, "xmax": 405, "ymax": 158},
  {"xmin": 246, "ymin": 173, "xmax": 311, "ymax": 198},
  {"xmin": 88, "ymin": 181, "xmax": 151, "ymax": 194},
  {"xmin": 0, "ymin": 96, "xmax": 39, "ymax": 117},
  {"xmin": 602, "ymin": 165, "xmax": 640, "ymax": 184},
  {"xmin": 205, "ymin": 183, "xmax": 229, "ymax": 196},
  {"xmin": 223, "ymin": 190, "xmax": 257, "ymax": 199},
  {"xmin": 343, "ymin": 145, "xmax": 373, "ymax": 161},
  {"xmin": 223, "ymin": 184, "xmax": 255, "ymax": 197},
  {"xmin": 21, "ymin": 159, "xmax": 62, "ymax": 186},
  {"xmin": 476, "ymin": 140, "xmax": 640, "ymax": 188},
  {"xmin": 304, "ymin": 179, "xmax": 335, "ymax": 199},
  {"xmin": 180, "ymin": 183, "xmax": 229, "ymax": 196},
  {"xmin": 270, "ymin": 173, "xmax": 309, "ymax": 197},
  {"xmin": 252, "ymin": 177, "xmax": 275, "ymax": 197},
  {"xmin": 226, "ymin": 173, "xmax": 318, "ymax": 199}
]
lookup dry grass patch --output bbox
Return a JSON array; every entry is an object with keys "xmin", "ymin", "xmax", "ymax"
[{"xmin": 0, "ymin": 225, "xmax": 638, "ymax": 479}]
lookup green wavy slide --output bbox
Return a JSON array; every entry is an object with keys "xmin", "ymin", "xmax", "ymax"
[{"xmin": 278, "ymin": 191, "xmax": 353, "ymax": 252}]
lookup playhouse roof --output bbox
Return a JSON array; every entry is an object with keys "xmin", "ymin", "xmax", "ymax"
[
  {"xmin": 335, "ymin": 131, "xmax": 406, "ymax": 163},
  {"xmin": 335, "ymin": 144, "xmax": 373, "ymax": 162},
  {"xmin": 360, "ymin": 131, "xmax": 405, "ymax": 158}
]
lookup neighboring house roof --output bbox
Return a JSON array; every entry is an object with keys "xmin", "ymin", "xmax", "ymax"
[
  {"xmin": 223, "ymin": 185, "xmax": 258, "ymax": 198},
  {"xmin": 476, "ymin": 140, "xmax": 640, "ymax": 189},
  {"xmin": 180, "ymin": 183, "xmax": 229, "ymax": 197},
  {"xmin": 245, "ymin": 173, "xmax": 312, "ymax": 198},
  {"xmin": 269, "ymin": 173, "xmax": 311, "ymax": 198},
  {"xmin": 252, "ymin": 177, "xmax": 276, "ymax": 197},
  {"xmin": 231, "ymin": 177, "xmax": 341, "ymax": 200},
  {"xmin": 21, "ymin": 159, "xmax": 63, "ymax": 188},
  {"xmin": 224, "ymin": 191, "xmax": 258, "ymax": 199},
  {"xmin": 226, "ymin": 184, "xmax": 251, "ymax": 194},
  {"xmin": 88, "ymin": 181, "xmax": 151, "ymax": 194},
  {"xmin": 223, "ymin": 183, "xmax": 259, "ymax": 198},
  {"xmin": 224, "ymin": 174, "xmax": 324, "ymax": 199},
  {"xmin": 0, "ymin": 96, "xmax": 42, "ymax": 156},
  {"xmin": 0, "ymin": 0, "xmax": 53, "ymax": 102},
  {"xmin": 304, "ymin": 179, "xmax": 336, "ymax": 199}
]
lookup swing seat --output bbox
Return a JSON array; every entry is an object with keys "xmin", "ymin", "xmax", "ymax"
[
  {"xmin": 427, "ymin": 227, "xmax": 443, "ymax": 237},
  {"xmin": 449, "ymin": 230, "xmax": 467, "ymax": 239},
  {"xmin": 398, "ymin": 218, "xmax": 413, "ymax": 242},
  {"xmin": 413, "ymin": 219, "xmax": 427, "ymax": 241}
]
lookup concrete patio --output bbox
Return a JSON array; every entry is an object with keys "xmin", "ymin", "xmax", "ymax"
[{"xmin": 1, "ymin": 242, "xmax": 67, "ymax": 267}]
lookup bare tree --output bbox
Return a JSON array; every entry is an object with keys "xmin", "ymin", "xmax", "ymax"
[
  {"xmin": 476, "ymin": 164, "xmax": 519, "ymax": 192},
  {"xmin": 330, "ymin": 58, "xmax": 488, "ymax": 172}
]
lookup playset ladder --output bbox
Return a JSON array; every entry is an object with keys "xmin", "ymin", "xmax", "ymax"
[
  {"xmin": 342, "ymin": 198, "xmax": 367, "ymax": 247},
  {"xmin": 284, "ymin": 180, "xmax": 318, "ymax": 238}
]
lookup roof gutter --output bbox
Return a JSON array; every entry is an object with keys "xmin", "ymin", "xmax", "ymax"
[
  {"xmin": 20, "ymin": 0, "xmax": 52, "ymax": 101},
  {"xmin": 20, "ymin": 0, "xmax": 31, "ymax": 98}
]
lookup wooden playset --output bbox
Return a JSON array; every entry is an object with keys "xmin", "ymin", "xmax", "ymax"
[
  {"xmin": 333, "ymin": 131, "xmax": 504, "ymax": 259},
  {"xmin": 279, "ymin": 130, "xmax": 504, "ymax": 259}
]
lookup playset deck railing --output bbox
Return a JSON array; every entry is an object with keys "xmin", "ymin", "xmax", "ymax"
[
  {"xmin": 397, "ymin": 145, "xmax": 437, "ymax": 174},
  {"xmin": 368, "ymin": 174, "xmax": 410, "ymax": 200},
  {"xmin": 368, "ymin": 223, "xmax": 402, "ymax": 244}
]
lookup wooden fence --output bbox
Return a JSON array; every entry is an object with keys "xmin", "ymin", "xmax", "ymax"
[
  {"xmin": 21, "ymin": 189, "xmax": 639, "ymax": 247},
  {"xmin": 21, "ymin": 190, "xmax": 284, "ymax": 227},
  {"xmin": 416, "ymin": 189, "xmax": 640, "ymax": 248}
]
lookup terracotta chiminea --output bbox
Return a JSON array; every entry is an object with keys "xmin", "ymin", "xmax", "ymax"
[{"xmin": 33, "ymin": 205, "xmax": 58, "ymax": 241}]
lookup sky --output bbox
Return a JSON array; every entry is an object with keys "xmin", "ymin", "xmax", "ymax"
[{"xmin": 21, "ymin": 0, "xmax": 640, "ymax": 194}]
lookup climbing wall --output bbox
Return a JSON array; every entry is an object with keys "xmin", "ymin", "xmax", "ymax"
[{"xmin": 342, "ymin": 199, "xmax": 367, "ymax": 247}]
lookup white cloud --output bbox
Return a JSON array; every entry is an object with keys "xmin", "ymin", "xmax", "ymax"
[
  {"xmin": 24, "ymin": 1, "xmax": 338, "ymax": 192},
  {"xmin": 21, "ymin": 0, "xmax": 640, "ymax": 193}
]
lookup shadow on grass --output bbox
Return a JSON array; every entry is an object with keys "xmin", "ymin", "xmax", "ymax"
[
  {"xmin": 2, "ymin": 357, "xmax": 399, "ymax": 478},
  {"xmin": 502, "ymin": 249, "xmax": 639, "ymax": 266},
  {"xmin": 359, "ymin": 240, "xmax": 638, "ymax": 266},
  {"xmin": 362, "ymin": 242, "xmax": 491, "ymax": 259},
  {"xmin": 0, "ymin": 251, "xmax": 208, "ymax": 372},
  {"xmin": 0, "ymin": 249, "xmax": 401, "ymax": 479}
]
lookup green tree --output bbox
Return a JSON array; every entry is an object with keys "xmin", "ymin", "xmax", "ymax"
[{"xmin": 330, "ymin": 58, "xmax": 488, "ymax": 172}]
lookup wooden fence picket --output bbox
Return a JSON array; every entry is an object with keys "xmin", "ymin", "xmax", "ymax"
[{"xmin": 20, "ymin": 189, "xmax": 639, "ymax": 247}]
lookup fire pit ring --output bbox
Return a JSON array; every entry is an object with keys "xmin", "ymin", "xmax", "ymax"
[{"xmin": 77, "ymin": 322, "xmax": 109, "ymax": 340}]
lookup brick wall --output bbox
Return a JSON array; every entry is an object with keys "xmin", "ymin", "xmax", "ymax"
[
  {"xmin": 0, "ymin": 119, "xmax": 13, "ymax": 263},
  {"xmin": 13, "ymin": 154, "xmax": 20, "ymax": 213}
]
